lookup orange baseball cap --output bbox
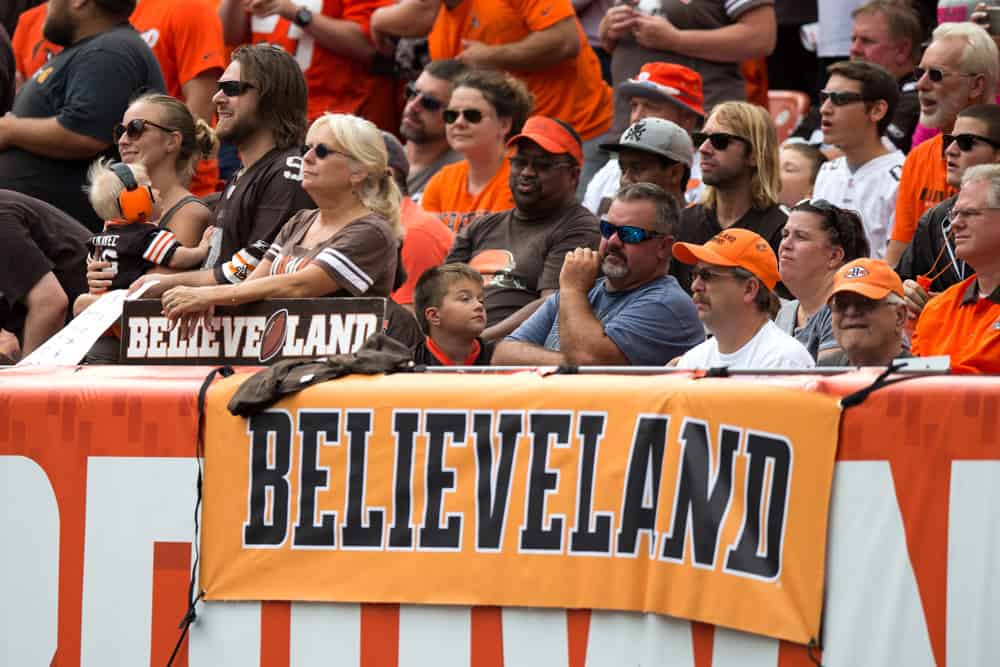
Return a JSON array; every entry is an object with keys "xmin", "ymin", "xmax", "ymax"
[
  {"xmin": 829, "ymin": 258, "xmax": 904, "ymax": 301},
  {"xmin": 507, "ymin": 116, "xmax": 584, "ymax": 166},
  {"xmin": 618, "ymin": 62, "xmax": 705, "ymax": 119},
  {"xmin": 672, "ymin": 229, "xmax": 781, "ymax": 290}
]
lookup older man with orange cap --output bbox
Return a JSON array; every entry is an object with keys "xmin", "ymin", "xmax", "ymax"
[
  {"xmin": 824, "ymin": 258, "xmax": 911, "ymax": 366},
  {"xmin": 584, "ymin": 62, "xmax": 706, "ymax": 214},
  {"xmin": 447, "ymin": 115, "xmax": 601, "ymax": 341},
  {"xmin": 671, "ymin": 228, "xmax": 814, "ymax": 369}
]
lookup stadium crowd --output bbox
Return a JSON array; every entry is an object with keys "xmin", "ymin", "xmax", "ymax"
[{"xmin": 0, "ymin": 0, "xmax": 997, "ymax": 373}]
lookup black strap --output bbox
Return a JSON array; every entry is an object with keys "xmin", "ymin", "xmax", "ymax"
[
  {"xmin": 840, "ymin": 360, "xmax": 923, "ymax": 408},
  {"xmin": 166, "ymin": 365, "xmax": 234, "ymax": 667},
  {"xmin": 807, "ymin": 637, "xmax": 823, "ymax": 666}
]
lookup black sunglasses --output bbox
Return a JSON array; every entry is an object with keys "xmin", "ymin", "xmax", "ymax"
[
  {"xmin": 692, "ymin": 131, "xmax": 750, "ymax": 151},
  {"xmin": 819, "ymin": 90, "xmax": 867, "ymax": 106},
  {"xmin": 692, "ymin": 267, "xmax": 746, "ymax": 284},
  {"xmin": 443, "ymin": 108, "xmax": 484, "ymax": 124},
  {"xmin": 943, "ymin": 133, "xmax": 1000, "ymax": 152},
  {"xmin": 599, "ymin": 220, "xmax": 664, "ymax": 244},
  {"xmin": 404, "ymin": 82, "xmax": 444, "ymax": 112},
  {"xmin": 216, "ymin": 80, "xmax": 256, "ymax": 97},
  {"xmin": 113, "ymin": 118, "xmax": 177, "ymax": 142},
  {"xmin": 914, "ymin": 66, "xmax": 974, "ymax": 84},
  {"xmin": 301, "ymin": 143, "xmax": 348, "ymax": 160}
]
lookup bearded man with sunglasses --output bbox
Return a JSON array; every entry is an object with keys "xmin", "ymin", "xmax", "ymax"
[
  {"xmin": 0, "ymin": 0, "xmax": 165, "ymax": 232},
  {"xmin": 493, "ymin": 182, "xmax": 702, "ymax": 366},
  {"xmin": 886, "ymin": 21, "xmax": 998, "ymax": 268},
  {"xmin": 811, "ymin": 60, "xmax": 902, "ymax": 259}
]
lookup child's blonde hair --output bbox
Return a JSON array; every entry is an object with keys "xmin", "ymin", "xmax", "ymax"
[{"xmin": 87, "ymin": 159, "xmax": 152, "ymax": 222}]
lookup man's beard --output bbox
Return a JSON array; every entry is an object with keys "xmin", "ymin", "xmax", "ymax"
[
  {"xmin": 602, "ymin": 253, "xmax": 628, "ymax": 279},
  {"xmin": 217, "ymin": 114, "xmax": 257, "ymax": 146},
  {"xmin": 43, "ymin": 8, "xmax": 76, "ymax": 47}
]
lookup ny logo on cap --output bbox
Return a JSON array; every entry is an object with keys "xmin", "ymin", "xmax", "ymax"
[
  {"xmin": 845, "ymin": 266, "xmax": 869, "ymax": 279},
  {"xmin": 624, "ymin": 122, "xmax": 647, "ymax": 143}
]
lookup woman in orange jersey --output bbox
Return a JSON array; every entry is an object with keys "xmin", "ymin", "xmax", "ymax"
[{"xmin": 420, "ymin": 68, "xmax": 533, "ymax": 233}]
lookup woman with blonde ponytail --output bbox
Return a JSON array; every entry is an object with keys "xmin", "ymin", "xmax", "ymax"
[{"xmin": 160, "ymin": 113, "xmax": 406, "ymax": 326}]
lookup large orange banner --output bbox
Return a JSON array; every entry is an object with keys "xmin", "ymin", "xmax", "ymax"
[{"xmin": 201, "ymin": 372, "xmax": 841, "ymax": 645}]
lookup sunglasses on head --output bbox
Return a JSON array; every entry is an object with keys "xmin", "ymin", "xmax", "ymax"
[
  {"xmin": 914, "ymin": 66, "xmax": 973, "ymax": 84},
  {"xmin": 113, "ymin": 118, "xmax": 177, "ymax": 142},
  {"xmin": 691, "ymin": 131, "xmax": 750, "ymax": 151},
  {"xmin": 818, "ymin": 90, "xmax": 867, "ymax": 106},
  {"xmin": 443, "ymin": 108, "xmax": 484, "ymax": 124},
  {"xmin": 216, "ymin": 80, "xmax": 256, "ymax": 97},
  {"xmin": 599, "ymin": 220, "xmax": 664, "ymax": 244},
  {"xmin": 943, "ymin": 132, "xmax": 1000, "ymax": 152},
  {"xmin": 301, "ymin": 143, "xmax": 346, "ymax": 159},
  {"xmin": 404, "ymin": 82, "xmax": 444, "ymax": 112}
]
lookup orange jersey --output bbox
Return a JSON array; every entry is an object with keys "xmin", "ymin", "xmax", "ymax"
[
  {"xmin": 391, "ymin": 197, "xmax": 455, "ymax": 306},
  {"xmin": 911, "ymin": 276, "xmax": 1000, "ymax": 374},
  {"xmin": 11, "ymin": 4, "xmax": 61, "ymax": 80},
  {"xmin": 249, "ymin": 0, "xmax": 393, "ymax": 122},
  {"xmin": 420, "ymin": 158, "xmax": 515, "ymax": 233},
  {"xmin": 891, "ymin": 134, "xmax": 956, "ymax": 244},
  {"xmin": 428, "ymin": 0, "xmax": 611, "ymax": 141}
]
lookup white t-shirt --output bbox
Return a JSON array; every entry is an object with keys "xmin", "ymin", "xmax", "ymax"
[
  {"xmin": 812, "ymin": 150, "xmax": 904, "ymax": 259},
  {"xmin": 675, "ymin": 320, "xmax": 816, "ymax": 370},
  {"xmin": 582, "ymin": 156, "xmax": 704, "ymax": 216}
]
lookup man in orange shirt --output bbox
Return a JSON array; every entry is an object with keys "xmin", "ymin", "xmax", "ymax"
[
  {"xmin": 886, "ymin": 22, "xmax": 997, "ymax": 267},
  {"xmin": 370, "ymin": 0, "xmax": 612, "ymax": 187},
  {"xmin": 911, "ymin": 163, "xmax": 1000, "ymax": 374},
  {"xmin": 219, "ymin": 0, "xmax": 395, "ymax": 128},
  {"xmin": 11, "ymin": 3, "xmax": 60, "ymax": 88}
]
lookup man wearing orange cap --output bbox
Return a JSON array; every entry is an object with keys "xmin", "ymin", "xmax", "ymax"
[
  {"xmin": 583, "ymin": 61, "xmax": 705, "ymax": 215},
  {"xmin": 671, "ymin": 228, "xmax": 814, "ymax": 369},
  {"xmin": 824, "ymin": 258, "xmax": 910, "ymax": 366},
  {"xmin": 447, "ymin": 115, "xmax": 601, "ymax": 341}
]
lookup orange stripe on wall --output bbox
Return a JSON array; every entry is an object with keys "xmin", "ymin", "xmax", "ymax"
[
  {"xmin": 151, "ymin": 542, "xmax": 192, "ymax": 667},
  {"xmin": 361, "ymin": 604, "xmax": 399, "ymax": 667},
  {"xmin": 470, "ymin": 607, "xmax": 503, "ymax": 667},
  {"xmin": 260, "ymin": 602, "xmax": 291, "ymax": 667},
  {"xmin": 692, "ymin": 622, "xmax": 714, "ymax": 667},
  {"xmin": 566, "ymin": 610, "xmax": 590, "ymax": 667}
]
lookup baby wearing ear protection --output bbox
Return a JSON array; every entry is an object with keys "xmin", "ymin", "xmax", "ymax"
[{"xmin": 83, "ymin": 159, "xmax": 213, "ymax": 293}]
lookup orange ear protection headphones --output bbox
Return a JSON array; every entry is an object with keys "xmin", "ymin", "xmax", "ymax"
[{"xmin": 111, "ymin": 162, "xmax": 154, "ymax": 222}]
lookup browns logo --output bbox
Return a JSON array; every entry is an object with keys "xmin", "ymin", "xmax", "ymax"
[
  {"xmin": 259, "ymin": 309, "xmax": 288, "ymax": 362},
  {"xmin": 844, "ymin": 266, "xmax": 869, "ymax": 279}
]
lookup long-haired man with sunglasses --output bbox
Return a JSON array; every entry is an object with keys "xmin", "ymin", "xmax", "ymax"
[
  {"xmin": 811, "ymin": 60, "xmax": 902, "ymax": 259},
  {"xmin": 0, "ymin": 0, "xmax": 165, "ymax": 232},
  {"xmin": 400, "ymin": 59, "xmax": 468, "ymax": 202},
  {"xmin": 493, "ymin": 182, "xmax": 702, "ymax": 366},
  {"xmin": 673, "ymin": 101, "xmax": 786, "ymax": 293},
  {"xmin": 886, "ymin": 21, "xmax": 998, "ymax": 267},
  {"xmin": 897, "ymin": 103, "xmax": 1000, "ymax": 322}
]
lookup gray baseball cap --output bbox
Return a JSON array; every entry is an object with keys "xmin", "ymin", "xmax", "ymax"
[{"xmin": 599, "ymin": 118, "xmax": 694, "ymax": 167}]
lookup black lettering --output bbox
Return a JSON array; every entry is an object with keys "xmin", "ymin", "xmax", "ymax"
[
  {"xmin": 389, "ymin": 411, "xmax": 419, "ymax": 549},
  {"xmin": 725, "ymin": 432, "xmax": 792, "ymax": 580},
  {"xmin": 520, "ymin": 412, "xmax": 572, "ymax": 552},
  {"xmin": 341, "ymin": 411, "xmax": 384, "ymax": 549},
  {"xmin": 243, "ymin": 411, "xmax": 293, "ymax": 546},
  {"xmin": 292, "ymin": 410, "xmax": 339, "ymax": 547},
  {"xmin": 616, "ymin": 416, "xmax": 669, "ymax": 557},
  {"xmin": 661, "ymin": 421, "xmax": 739, "ymax": 566},
  {"xmin": 420, "ymin": 412, "xmax": 466, "ymax": 549},
  {"xmin": 569, "ymin": 414, "xmax": 612, "ymax": 554},
  {"xmin": 474, "ymin": 411, "xmax": 522, "ymax": 551}
]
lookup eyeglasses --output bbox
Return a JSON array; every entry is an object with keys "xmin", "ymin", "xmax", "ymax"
[
  {"xmin": 510, "ymin": 155, "xmax": 574, "ymax": 173},
  {"xmin": 829, "ymin": 293, "xmax": 886, "ymax": 314},
  {"xmin": 943, "ymin": 133, "xmax": 1000, "ymax": 152},
  {"xmin": 819, "ymin": 90, "xmax": 868, "ymax": 106},
  {"xmin": 301, "ymin": 143, "xmax": 348, "ymax": 160},
  {"xmin": 691, "ymin": 132, "xmax": 751, "ymax": 151},
  {"xmin": 443, "ymin": 108, "xmax": 484, "ymax": 124},
  {"xmin": 914, "ymin": 66, "xmax": 975, "ymax": 84},
  {"xmin": 113, "ymin": 118, "xmax": 177, "ymax": 142},
  {"xmin": 947, "ymin": 206, "xmax": 1000, "ymax": 223},
  {"xmin": 691, "ymin": 267, "xmax": 747, "ymax": 284},
  {"xmin": 599, "ymin": 220, "xmax": 664, "ymax": 244},
  {"xmin": 216, "ymin": 80, "xmax": 256, "ymax": 97},
  {"xmin": 404, "ymin": 82, "xmax": 444, "ymax": 112}
]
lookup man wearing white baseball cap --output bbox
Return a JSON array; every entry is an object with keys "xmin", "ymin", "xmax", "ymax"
[{"xmin": 598, "ymin": 117, "xmax": 694, "ymax": 208}]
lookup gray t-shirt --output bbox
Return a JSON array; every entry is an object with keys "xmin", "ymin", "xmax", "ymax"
[
  {"xmin": 506, "ymin": 274, "xmax": 704, "ymax": 365},
  {"xmin": 774, "ymin": 299, "xmax": 836, "ymax": 360},
  {"xmin": 407, "ymin": 149, "xmax": 461, "ymax": 203}
]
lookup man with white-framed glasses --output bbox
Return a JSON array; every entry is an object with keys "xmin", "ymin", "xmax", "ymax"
[
  {"xmin": 886, "ymin": 21, "xmax": 998, "ymax": 267},
  {"xmin": 910, "ymin": 163, "xmax": 1000, "ymax": 374},
  {"xmin": 493, "ymin": 182, "xmax": 702, "ymax": 366}
]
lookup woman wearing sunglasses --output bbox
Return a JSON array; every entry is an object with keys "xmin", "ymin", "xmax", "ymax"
[
  {"xmin": 775, "ymin": 199, "xmax": 870, "ymax": 363},
  {"xmin": 160, "ymin": 114, "xmax": 404, "ymax": 329},
  {"xmin": 420, "ymin": 68, "xmax": 534, "ymax": 233}
]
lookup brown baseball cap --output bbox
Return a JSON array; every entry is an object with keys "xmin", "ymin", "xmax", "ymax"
[
  {"xmin": 672, "ymin": 229, "xmax": 781, "ymax": 290},
  {"xmin": 829, "ymin": 258, "xmax": 904, "ymax": 301}
]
